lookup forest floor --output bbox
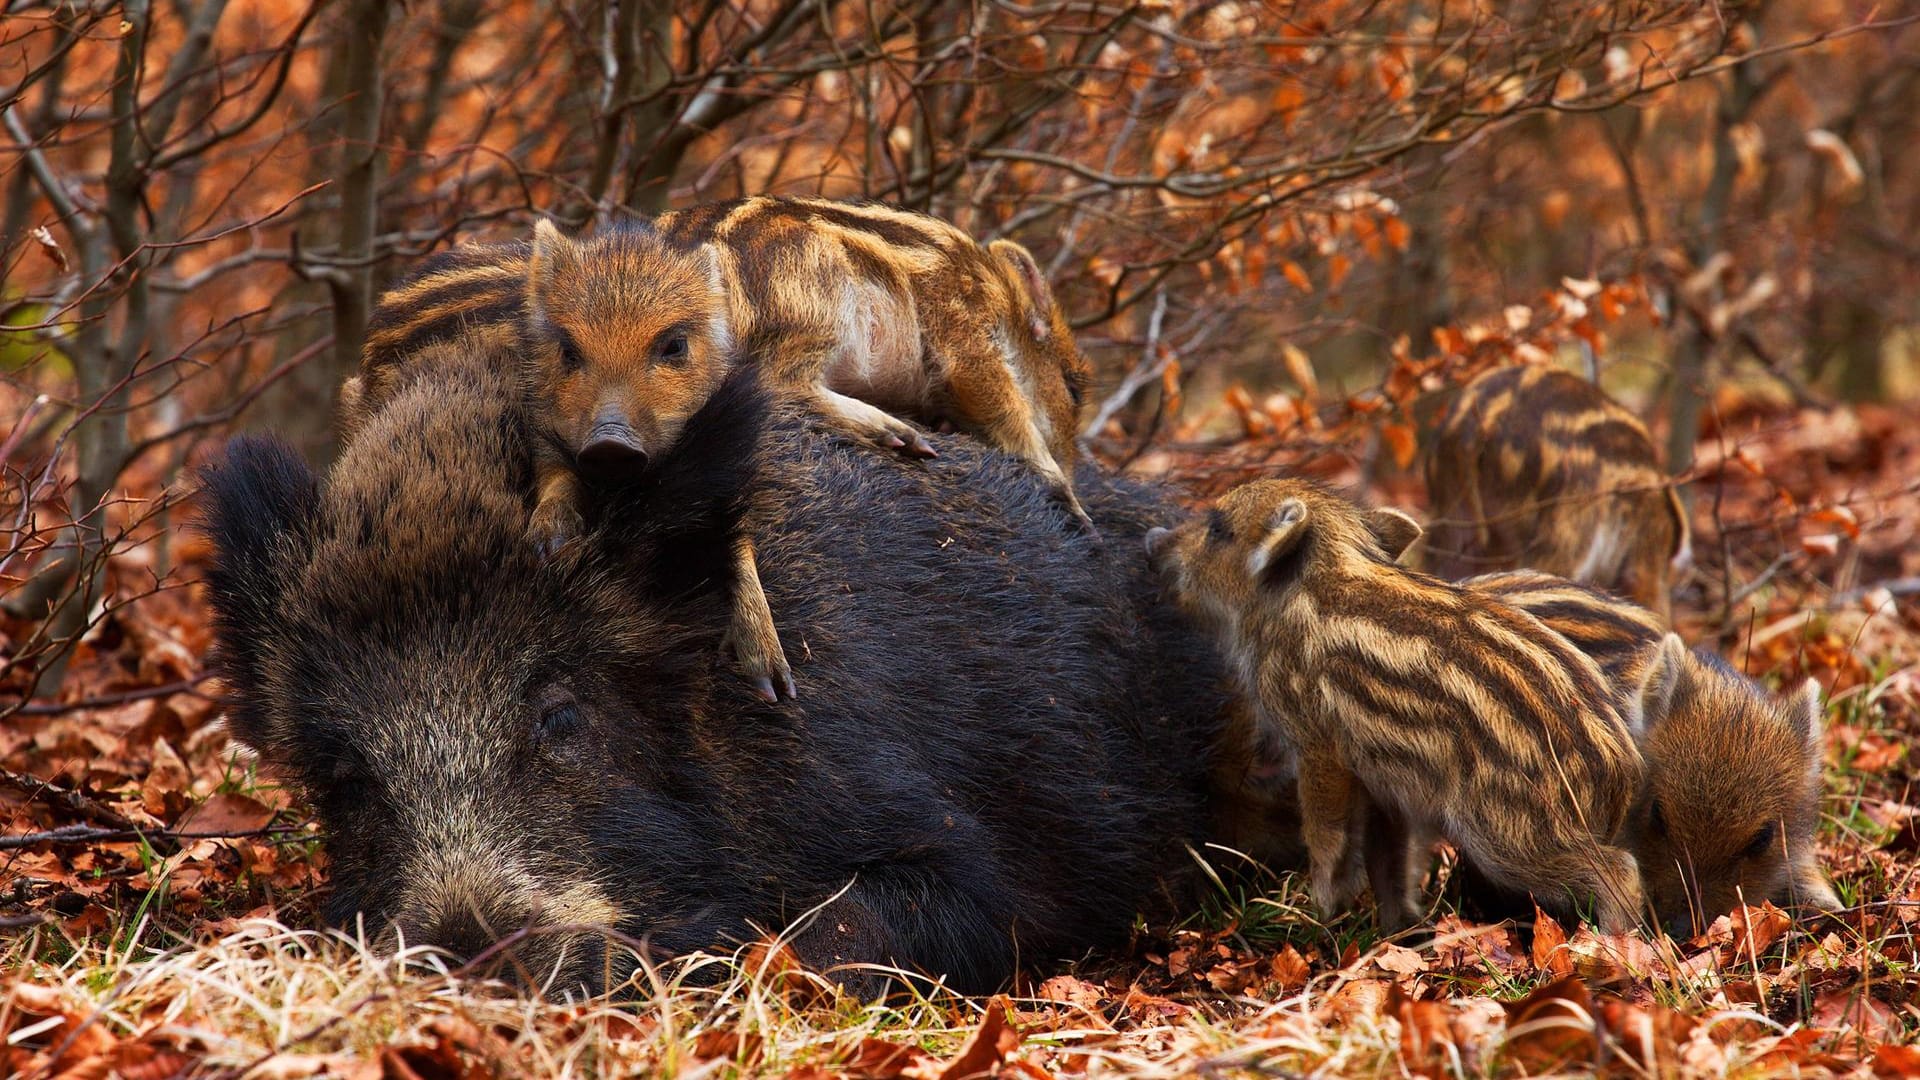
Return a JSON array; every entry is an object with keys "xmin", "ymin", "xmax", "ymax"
[{"xmin": 4, "ymin": 394, "xmax": 1919, "ymax": 1079}]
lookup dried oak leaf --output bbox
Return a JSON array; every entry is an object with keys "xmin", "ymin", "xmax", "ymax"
[
  {"xmin": 1563, "ymin": 928, "xmax": 1662, "ymax": 985},
  {"xmin": 1117, "ymin": 986, "xmax": 1193, "ymax": 1026},
  {"xmin": 1598, "ymin": 997, "xmax": 1697, "ymax": 1076},
  {"xmin": 1531, "ymin": 905, "xmax": 1573, "ymax": 979},
  {"xmin": 1387, "ymin": 984, "xmax": 1457, "ymax": 1078},
  {"xmin": 692, "ymin": 1029, "xmax": 764, "ymax": 1065},
  {"xmin": 915, "ymin": 996, "xmax": 1020, "ymax": 1080},
  {"xmin": 1372, "ymin": 943, "xmax": 1427, "ymax": 978},
  {"xmin": 1874, "ymin": 1044, "xmax": 1920, "ymax": 1077},
  {"xmin": 1316, "ymin": 978, "xmax": 1390, "ymax": 1026},
  {"xmin": 1727, "ymin": 901, "xmax": 1792, "ymax": 961},
  {"xmin": 1268, "ymin": 945, "xmax": 1311, "ymax": 993},
  {"xmin": 1035, "ymin": 974, "xmax": 1107, "ymax": 1018},
  {"xmin": 1500, "ymin": 976, "xmax": 1596, "ymax": 1074},
  {"xmin": 1811, "ymin": 987, "xmax": 1898, "ymax": 1043},
  {"xmin": 174, "ymin": 791, "xmax": 275, "ymax": 837},
  {"xmin": 844, "ymin": 1038, "xmax": 936, "ymax": 1080},
  {"xmin": 379, "ymin": 1033, "xmax": 488, "ymax": 1080}
]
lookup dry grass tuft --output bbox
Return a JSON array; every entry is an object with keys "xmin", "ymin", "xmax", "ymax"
[{"xmin": 6, "ymin": 903, "xmax": 1913, "ymax": 1078}]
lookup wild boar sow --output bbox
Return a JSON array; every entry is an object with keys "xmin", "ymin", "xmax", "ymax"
[{"xmin": 200, "ymin": 343, "xmax": 1222, "ymax": 995}]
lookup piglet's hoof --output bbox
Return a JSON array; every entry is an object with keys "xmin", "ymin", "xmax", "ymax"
[
  {"xmin": 745, "ymin": 666, "xmax": 799, "ymax": 704},
  {"xmin": 878, "ymin": 427, "xmax": 937, "ymax": 460},
  {"xmin": 525, "ymin": 510, "xmax": 582, "ymax": 562},
  {"xmin": 1059, "ymin": 496, "xmax": 1100, "ymax": 544},
  {"xmin": 724, "ymin": 634, "xmax": 798, "ymax": 704}
]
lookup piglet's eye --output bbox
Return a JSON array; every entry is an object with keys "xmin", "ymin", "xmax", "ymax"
[
  {"xmin": 557, "ymin": 334, "xmax": 588, "ymax": 373},
  {"xmin": 1739, "ymin": 823, "xmax": 1777, "ymax": 860},
  {"xmin": 1207, "ymin": 510, "xmax": 1231, "ymax": 543},
  {"xmin": 1647, "ymin": 799, "xmax": 1668, "ymax": 837},
  {"xmin": 657, "ymin": 332, "xmax": 689, "ymax": 366}
]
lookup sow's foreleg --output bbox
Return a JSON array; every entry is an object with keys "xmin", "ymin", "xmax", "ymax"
[{"xmin": 784, "ymin": 802, "xmax": 1016, "ymax": 997}]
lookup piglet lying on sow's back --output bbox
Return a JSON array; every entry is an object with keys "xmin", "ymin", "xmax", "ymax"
[{"xmin": 198, "ymin": 336, "xmax": 1226, "ymax": 995}]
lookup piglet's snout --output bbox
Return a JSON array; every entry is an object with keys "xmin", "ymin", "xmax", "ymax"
[{"xmin": 577, "ymin": 409, "xmax": 649, "ymax": 472}]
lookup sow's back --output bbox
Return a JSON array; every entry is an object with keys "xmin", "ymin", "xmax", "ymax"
[{"xmin": 199, "ymin": 339, "xmax": 1224, "ymax": 994}]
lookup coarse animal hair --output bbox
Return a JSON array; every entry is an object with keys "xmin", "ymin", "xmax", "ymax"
[
  {"xmin": 1146, "ymin": 479, "xmax": 1645, "ymax": 932},
  {"xmin": 202, "ymin": 338, "xmax": 1221, "ymax": 996},
  {"xmin": 343, "ymin": 198, "xmax": 1095, "ymax": 700},
  {"xmin": 1424, "ymin": 365, "xmax": 1690, "ymax": 621},
  {"xmin": 1468, "ymin": 570, "xmax": 1839, "ymax": 934}
]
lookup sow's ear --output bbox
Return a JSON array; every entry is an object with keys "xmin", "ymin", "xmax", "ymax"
[
  {"xmin": 1247, "ymin": 498, "xmax": 1309, "ymax": 583},
  {"xmin": 989, "ymin": 238, "xmax": 1054, "ymax": 341},
  {"xmin": 197, "ymin": 435, "xmax": 318, "ymax": 744},
  {"xmin": 1363, "ymin": 507, "xmax": 1423, "ymax": 561},
  {"xmin": 1628, "ymin": 632, "xmax": 1690, "ymax": 736}
]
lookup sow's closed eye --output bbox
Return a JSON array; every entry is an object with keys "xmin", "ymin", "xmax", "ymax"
[{"xmin": 535, "ymin": 685, "xmax": 586, "ymax": 743}]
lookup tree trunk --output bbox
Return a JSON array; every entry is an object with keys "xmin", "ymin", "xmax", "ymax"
[{"xmin": 325, "ymin": 0, "xmax": 392, "ymax": 393}]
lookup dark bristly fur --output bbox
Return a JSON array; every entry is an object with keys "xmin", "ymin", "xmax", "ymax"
[
  {"xmin": 1424, "ymin": 365, "xmax": 1690, "ymax": 621},
  {"xmin": 341, "ymin": 197, "xmax": 1094, "ymax": 701},
  {"xmin": 1145, "ymin": 481, "xmax": 1645, "ymax": 932},
  {"xmin": 201, "ymin": 337, "xmax": 1222, "ymax": 997},
  {"xmin": 1470, "ymin": 570, "xmax": 1840, "ymax": 934}
]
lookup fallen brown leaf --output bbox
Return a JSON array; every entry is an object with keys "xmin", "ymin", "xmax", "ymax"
[
  {"xmin": 174, "ymin": 791, "xmax": 275, "ymax": 836},
  {"xmin": 1812, "ymin": 987, "xmax": 1898, "ymax": 1044},
  {"xmin": 922, "ymin": 996, "xmax": 1020, "ymax": 1080},
  {"xmin": 1116, "ymin": 986, "xmax": 1193, "ymax": 1026},
  {"xmin": 1035, "ymin": 975, "xmax": 1103, "ymax": 1010},
  {"xmin": 693, "ymin": 1029, "xmax": 764, "ymax": 1065},
  {"xmin": 1564, "ymin": 928, "xmax": 1661, "ymax": 985},
  {"xmin": 1387, "ymin": 984, "xmax": 1456, "ymax": 1078},
  {"xmin": 1373, "ymin": 943, "xmax": 1427, "ymax": 978},
  {"xmin": 1500, "ymin": 976, "xmax": 1595, "ymax": 1074},
  {"xmin": 1874, "ymin": 1044, "xmax": 1920, "ymax": 1077},
  {"xmin": 1268, "ymin": 945, "xmax": 1310, "ymax": 993},
  {"xmin": 1598, "ymin": 997, "xmax": 1697, "ymax": 1076},
  {"xmin": 844, "ymin": 1038, "xmax": 935, "ymax": 1080},
  {"xmin": 1531, "ymin": 905, "xmax": 1573, "ymax": 979},
  {"xmin": 1316, "ymin": 978, "xmax": 1390, "ymax": 1026},
  {"xmin": 380, "ymin": 1033, "xmax": 488, "ymax": 1080},
  {"xmin": 1727, "ymin": 900, "xmax": 1792, "ymax": 962}
]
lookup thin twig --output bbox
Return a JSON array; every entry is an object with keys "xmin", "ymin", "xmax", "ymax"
[
  {"xmin": 0, "ymin": 768, "xmax": 146, "ymax": 832},
  {"xmin": 4, "ymin": 672, "xmax": 217, "ymax": 716}
]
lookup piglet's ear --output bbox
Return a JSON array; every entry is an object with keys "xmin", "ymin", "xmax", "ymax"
[
  {"xmin": 1363, "ymin": 507, "xmax": 1423, "ymax": 561},
  {"xmin": 989, "ymin": 239, "xmax": 1054, "ymax": 341},
  {"xmin": 1628, "ymin": 632, "xmax": 1690, "ymax": 736},
  {"xmin": 1247, "ymin": 498, "xmax": 1309, "ymax": 582},
  {"xmin": 695, "ymin": 242, "xmax": 728, "ymax": 299},
  {"xmin": 1664, "ymin": 485, "xmax": 1694, "ymax": 572},
  {"xmin": 1789, "ymin": 678, "xmax": 1825, "ymax": 750},
  {"xmin": 527, "ymin": 218, "xmax": 580, "ymax": 319}
]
